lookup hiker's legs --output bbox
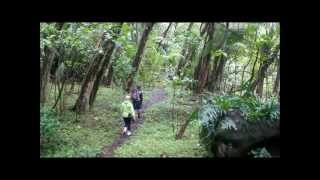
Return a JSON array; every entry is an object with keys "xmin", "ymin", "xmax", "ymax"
[
  {"xmin": 125, "ymin": 117, "xmax": 132, "ymax": 136},
  {"xmin": 137, "ymin": 101, "xmax": 142, "ymax": 119},
  {"xmin": 138, "ymin": 109, "xmax": 142, "ymax": 119},
  {"xmin": 123, "ymin": 117, "xmax": 131, "ymax": 133}
]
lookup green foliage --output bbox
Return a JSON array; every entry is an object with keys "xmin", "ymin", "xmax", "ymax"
[
  {"xmin": 41, "ymin": 86, "xmax": 123, "ymax": 157},
  {"xmin": 198, "ymin": 100, "xmax": 224, "ymax": 139},
  {"xmin": 212, "ymin": 49, "xmax": 228, "ymax": 58},
  {"xmin": 211, "ymin": 94, "xmax": 279, "ymax": 122},
  {"xmin": 40, "ymin": 22, "xmax": 280, "ymax": 157},
  {"xmin": 249, "ymin": 147, "xmax": 272, "ymax": 158},
  {"xmin": 40, "ymin": 105, "xmax": 60, "ymax": 145},
  {"xmin": 197, "ymin": 93, "xmax": 279, "ymax": 156}
]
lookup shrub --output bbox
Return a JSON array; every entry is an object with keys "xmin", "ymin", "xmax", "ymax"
[{"xmin": 40, "ymin": 105, "xmax": 60, "ymax": 145}]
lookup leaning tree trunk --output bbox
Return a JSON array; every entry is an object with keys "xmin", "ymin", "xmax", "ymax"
[
  {"xmin": 125, "ymin": 23, "xmax": 154, "ymax": 91},
  {"xmin": 105, "ymin": 47, "xmax": 122, "ymax": 87},
  {"xmin": 88, "ymin": 23, "xmax": 123, "ymax": 107},
  {"xmin": 158, "ymin": 23, "xmax": 173, "ymax": 49},
  {"xmin": 73, "ymin": 39, "xmax": 112, "ymax": 113},
  {"xmin": 89, "ymin": 40, "xmax": 116, "ymax": 107}
]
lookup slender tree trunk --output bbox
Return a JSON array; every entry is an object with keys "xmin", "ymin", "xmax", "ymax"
[
  {"xmin": 176, "ymin": 118, "xmax": 191, "ymax": 140},
  {"xmin": 40, "ymin": 23, "xmax": 64, "ymax": 105},
  {"xmin": 208, "ymin": 23, "xmax": 229, "ymax": 92},
  {"xmin": 105, "ymin": 47, "xmax": 122, "ymax": 86},
  {"xmin": 273, "ymin": 60, "xmax": 280, "ymax": 94},
  {"xmin": 249, "ymin": 48, "xmax": 260, "ymax": 91},
  {"xmin": 158, "ymin": 23, "xmax": 173, "ymax": 49},
  {"xmin": 89, "ymin": 40, "xmax": 116, "ymax": 107},
  {"xmin": 254, "ymin": 44, "xmax": 279, "ymax": 97},
  {"xmin": 73, "ymin": 38, "xmax": 114, "ymax": 113},
  {"xmin": 105, "ymin": 64, "xmax": 114, "ymax": 86},
  {"xmin": 126, "ymin": 23, "xmax": 154, "ymax": 91},
  {"xmin": 173, "ymin": 23, "xmax": 179, "ymax": 36},
  {"xmin": 40, "ymin": 47, "xmax": 57, "ymax": 104},
  {"xmin": 88, "ymin": 23, "xmax": 122, "ymax": 107},
  {"xmin": 265, "ymin": 74, "xmax": 269, "ymax": 99},
  {"xmin": 241, "ymin": 29, "xmax": 258, "ymax": 84},
  {"xmin": 176, "ymin": 23, "xmax": 194, "ymax": 77},
  {"xmin": 73, "ymin": 54, "xmax": 104, "ymax": 113}
]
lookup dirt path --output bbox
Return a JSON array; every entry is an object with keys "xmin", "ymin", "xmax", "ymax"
[{"xmin": 98, "ymin": 88, "xmax": 167, "ymax": 157}]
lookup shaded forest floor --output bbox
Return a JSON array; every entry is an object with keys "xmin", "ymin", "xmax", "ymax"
[{"xmin": 41, "ymin": 83, "xmax": 206, "ymax": 157}]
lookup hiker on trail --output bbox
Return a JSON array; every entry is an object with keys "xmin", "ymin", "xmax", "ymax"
[
  {"xmin": 121, "ymin": 95, "xmax": 136, "ymax": 136},
  {"xmin": 131, "ymin": 86, "xmax": 143, "ymax": 119}
]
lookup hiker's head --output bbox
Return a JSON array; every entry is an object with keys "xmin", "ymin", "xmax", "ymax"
[
  {"xmin": 125, "ymin": 94, "xmax": 131, "ymax": 100},
  {"xmin": 137, "ymin": 86, "xmax": 141, "ymax": 90}
]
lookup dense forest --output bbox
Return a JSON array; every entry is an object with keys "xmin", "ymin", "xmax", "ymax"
[{"xmin": 40, "ymin": 22, "xmax": 280, "ymax": 158}]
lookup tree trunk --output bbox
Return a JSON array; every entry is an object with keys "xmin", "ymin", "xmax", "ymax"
[
  {"xmin": 173, "ymin": 23, "xmax": 179, "ymax": 35},
  {"xmin": 194, "ymin": 23, "xmax": 215, "ymax": 94},
  {"xmin": 73, "ymin": 39, "xmax": 114, "ymax": 113},
  {"xmin": 176, "ymin": 118, "xmax": 192, "ymax": 140},
  {"xmin": 176, "ymin": 23, "xmax": 194, "ymax": 77},
  {"xmin": 265, "ymin": 74, "xmax": 268, "ymax": 99},
  {"xmin": 249, "ymin": 48, "xmax": 260, "ymax": 91},
  {"xmin": 273, "ymin": 59, "xmax": 280, "ymax": 94},
  {"xmin": 105, "ymin": 47, "xmax": 122, "ymax": 86},
  {"xmin": 208, "ymin": 23, "xmax": 229, "ymax": 92},
  {"xmin": 89, "ymin": 40, "xmax": 116, "ymax": 107},
  {"xmin": 254, "ymin": 44, "xmax": 279, "ymax": 97},
  {"xmin": 73, "ymin": 55, "xmax": 104, "ymax": 113},
  {"xmin": 55, "ymin": 23, "xmax": 64, "ymax": 31},
  {"xmin": 158, "ymin": 23, "xmax": 173, "ymax": 49},
  {"xmin": 240, "ymin": 30, "xmax": 258, "ymax": 89},
  {"xmin": 40, "ymin": 23, "xmax": 64, "ymax": 105},
  {"xmin": 105, "ymin": 64, "xmax": 114, "ymax": 86},
  {"xmin": 40, "ymin": 47, "xmax": 57, "ymax": 104},
  {"xmin": 125, "ymin": 23, "xmax": 154, "ymax": 91}
]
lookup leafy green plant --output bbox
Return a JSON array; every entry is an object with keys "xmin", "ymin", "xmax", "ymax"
[
  {"xmin": 40, "ymin": 105, "xmax": 60, "ymax": 149},
  {"xmin": 249, "ymin": 147, "xmax": 272, "ymax": 158},
  {"xmin": 211, "ymin": 94, "xmax": 279, "ymax": 122}
]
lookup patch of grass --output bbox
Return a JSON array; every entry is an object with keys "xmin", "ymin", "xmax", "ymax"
[
  {"xmin": 113, "ymin": 98, "xmax": 207, "ymax": 158},
  {"xmin": 43, "ymin": 119, "xmax": 119, "ymax": 157},
  {"xmin": 41, "ymin": 84, "xmax": 205, "ymax": 157},
  {"xmin": 41, "ymin": 84, "xmax": 124, "ymax": 157}
]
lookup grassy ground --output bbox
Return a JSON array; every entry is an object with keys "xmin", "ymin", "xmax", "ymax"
[
  {"xmin": 113, "ymin": 88, "xmax": 207, "ymax": 157},
  {"xmin": 41, "ymin": 83, "xmax": 125, "ymax": 157},
  {"xmin": 41, "ymin": 83, "xmax": 206, "ymax": 157}
]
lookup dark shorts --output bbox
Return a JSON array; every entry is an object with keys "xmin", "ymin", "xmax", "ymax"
[
  {"xmin": 133, "ymin": 100, "xmax": 142, "ymax": 110},
  {"xmin": 123, "ymin": 117, "xmax": 132, "ymax": 130}
]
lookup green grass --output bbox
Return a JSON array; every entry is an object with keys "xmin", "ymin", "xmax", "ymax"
[
  {"xmin": 41, "ymin": 83, "xmax": 207, "ymax": 158},
  {"xmin": 41, "ymin": 83, "xmax": 124, "ymax": 157},
  {"xmin": 113, "ymin": 98, "xmax": 207, "ymax": 157}
]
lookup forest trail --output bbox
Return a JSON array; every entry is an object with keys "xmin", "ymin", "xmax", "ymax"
[{"xmin": 98, "ymin": 87, "xmax": 167, "ymax": 157}]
